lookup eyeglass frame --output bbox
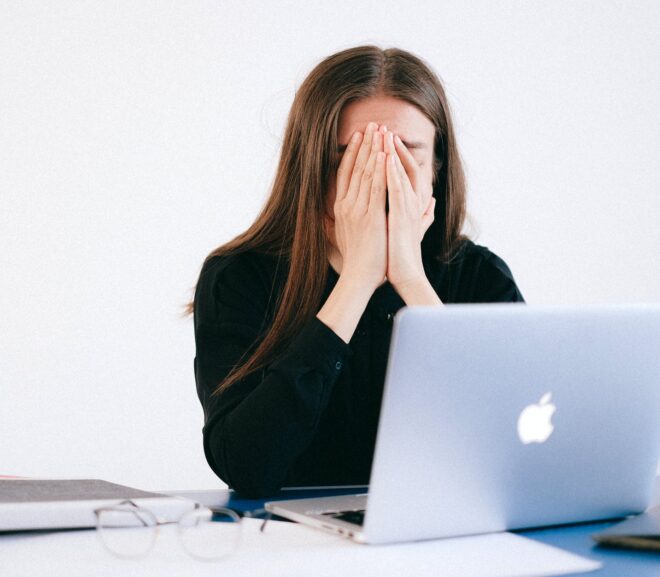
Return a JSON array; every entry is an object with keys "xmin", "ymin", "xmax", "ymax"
[{"xmin": 93, "ymin": 498, "xmax": 243, "ymax": 561}]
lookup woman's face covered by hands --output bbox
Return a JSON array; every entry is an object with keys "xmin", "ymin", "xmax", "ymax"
[{"xmin": 325, "ymin": 94, "xmax": 436, "ymax": 250}]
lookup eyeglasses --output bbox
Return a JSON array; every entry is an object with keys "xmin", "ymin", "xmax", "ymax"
[{"xmin": 94, "ymin": 499, "xmax": 242, "ymax": 561}]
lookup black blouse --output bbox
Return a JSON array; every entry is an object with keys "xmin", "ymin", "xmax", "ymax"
[{"xmin": 193, "ymin": 239, "xmax": 525, "ymax": 497}]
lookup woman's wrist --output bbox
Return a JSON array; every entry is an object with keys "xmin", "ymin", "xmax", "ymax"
[{"xmin": 317, "ymin": 272, "xmax": 375, "ymax": 344}]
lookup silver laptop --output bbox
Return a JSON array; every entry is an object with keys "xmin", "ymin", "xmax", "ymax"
[{"xmin": 265, "ymin": 303, "xmax": 660, "ymax": 544}]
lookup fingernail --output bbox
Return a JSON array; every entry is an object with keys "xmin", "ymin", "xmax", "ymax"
[
  {"xmin": 394, "ymin": 134, "xmax": 402, "ymax": 145},
  {"xmin": 352, "ymin": 131, "xmax": 362, "ymax": 143},
  {"xmin": 367, "ymin": 122, "xmax": 377, "ymax": 132}
]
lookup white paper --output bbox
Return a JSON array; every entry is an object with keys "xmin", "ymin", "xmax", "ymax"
[
  {"xmin": 0, "ymin": 518, "xmax": 601, "ymax": 577},
  {"xmin": 0, "ymin": 496, "xmax": 197, "ymax": 532}
]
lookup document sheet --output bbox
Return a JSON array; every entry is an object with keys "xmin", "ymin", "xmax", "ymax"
[{"xmin": 0, "ymin": 517, "xmax": 601, "ymax": 577}]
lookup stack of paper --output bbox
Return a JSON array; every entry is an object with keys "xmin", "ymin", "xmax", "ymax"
[{"xmin": 0, "ymin": 478, "xmax": 196, "ymax": 531}]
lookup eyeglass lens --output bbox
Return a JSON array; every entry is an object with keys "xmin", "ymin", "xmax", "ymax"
[
  {"xmin": 178, "ymin": 507, "xmax": 242, "ymax": 561},
  {"xmin": 96, "ymin": 507, "xmax": 158, "ymax": 558}
]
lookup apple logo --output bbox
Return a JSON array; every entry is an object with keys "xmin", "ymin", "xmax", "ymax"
[{"xmin": 517, "ymin": 392, "xmax": 556, "ymax": 444}]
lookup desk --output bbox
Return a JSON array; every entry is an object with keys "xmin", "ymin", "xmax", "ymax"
[
  {"xmin": 0, "ymin": 479, "xmax": 656, "ymax": 577},
  {"xmin": 168, "ymin": 476, "xmax": 660, "ymax": 577}
]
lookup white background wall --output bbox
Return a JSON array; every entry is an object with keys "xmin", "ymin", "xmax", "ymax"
[{"xmin": 1, "ymin": 1, "xmax": 658, "ymax": 491}]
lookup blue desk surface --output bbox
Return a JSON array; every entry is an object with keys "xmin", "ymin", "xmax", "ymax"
[{"xmin": 170, "ymin": 478, "xmax": 660, "ymax": 577}]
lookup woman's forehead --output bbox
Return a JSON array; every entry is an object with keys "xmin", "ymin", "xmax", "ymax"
[{"xmin": 337, "ymin": 95, "xmax": 435, "ymax": 147}]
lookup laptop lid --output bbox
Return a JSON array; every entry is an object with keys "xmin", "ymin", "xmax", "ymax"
[{"xmin": 364, "ymin": 303, "xmax": 660, "ymax": 544}]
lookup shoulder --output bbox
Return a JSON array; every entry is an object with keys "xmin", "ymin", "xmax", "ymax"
[
  {"xmin": 435, "ymin": 239, "xmax": 525, "ymax": 303},
  {"xmin": 194, "ymin": 249, "xmax": 283, "ymax": 324},
  {"xmin": 198, "ymin": 249, "xmax": 278, "ymax": 290},
  {"xmin": 462, "ymin": 240, "xmax": 517, "ymax": 277},
  {"xmin": 444, "ymin": 238, "xmax": 510, "ymax": 270}
]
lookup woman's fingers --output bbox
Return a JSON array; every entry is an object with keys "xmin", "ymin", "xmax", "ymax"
[
  {"xmin": 345, "ymin": 122, "xmax": 378, "ymax": 204},
  {"xmin": 392, "ymin": 134, "xmax": 419, "ymax": 191},
  {"xmin": 355, "ymin": 130, "xmax": 383, "ymax": 212},
  {"xmin": 335, "ymin": 129, "xmax": 363, "ymax": 202},
  {"xmin": 393, "ymin": 148, "xmax": 417, "ymax": 198},
  {"xmin": 393, "ymin": 149, "xmax": 423, "ymax": 217},
  {"xmin": 367, "ymin": 150, "xmax": 387, "ymax": 214},
  {"xmin": 386, "ymin": 151, "xmax": 405, "ymax": 214},
  {"xmin": 384, "ymin": 130, "xmax": 395, "ymax": 155},
  {"xmin": 385, "ymin": 133, "xmax": 419, "ymax": 209}
]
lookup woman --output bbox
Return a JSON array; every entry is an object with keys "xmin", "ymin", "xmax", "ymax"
[{"xmin": 187, "ymin": 45, "xmax": 525, "ymax": 498}]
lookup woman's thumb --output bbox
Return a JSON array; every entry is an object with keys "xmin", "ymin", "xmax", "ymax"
[{"xmin": 421, "ymin": 197, "xmax": 436, "ymax": 239}]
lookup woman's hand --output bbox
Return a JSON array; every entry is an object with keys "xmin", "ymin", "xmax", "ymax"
[
  {"xmin": 383, "ymin": 128, "xmax": 436, "ymax": 292},
  {"xmin": 330, "ymin": 122, "xmax": 388, "ymax": 292}
]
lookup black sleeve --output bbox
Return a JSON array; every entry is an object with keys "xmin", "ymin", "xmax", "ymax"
[
  {"xmin": 193, "ymin": 254, "xmax": 351, "ymax": 498},
  {"xmin": 472, "ymin": 250, "xmax": 526, "ymax": 303}
]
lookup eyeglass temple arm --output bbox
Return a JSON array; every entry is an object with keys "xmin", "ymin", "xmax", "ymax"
[{"xmin": 260, "ymin": 512, "xmax": 272, "ymax": 532}]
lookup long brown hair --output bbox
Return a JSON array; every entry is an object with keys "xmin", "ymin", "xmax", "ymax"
[{"xmin": 185, "ymin": 44, "xmax": 469, "ymax": 397}]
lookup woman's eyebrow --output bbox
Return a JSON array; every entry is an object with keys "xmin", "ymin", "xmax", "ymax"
[{"xmin": 337, "ymin": 139, "xmax": 427, "ymax": 152}]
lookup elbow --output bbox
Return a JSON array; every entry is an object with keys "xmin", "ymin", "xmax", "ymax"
[
  {"xmin": 226, "ymin": 475, "xmax": 282, "ymax": 499},
  {"xmin": 204, "ymin": 421, "xmax": 285, "ymax": 499}
]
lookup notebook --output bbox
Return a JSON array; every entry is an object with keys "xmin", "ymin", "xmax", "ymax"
[{"xmin": 0, "ymin": 478, "xmax": 196, "ymax": 532}]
